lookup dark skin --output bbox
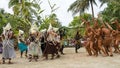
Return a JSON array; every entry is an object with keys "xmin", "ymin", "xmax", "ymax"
[
  {"xmin": 84, "ymin": 21, "xmax": 93, "ymax": 56},
  {"xmin": 2, "ymin": 29, "xmax": 14, "ymax": 64},
  {"xmin": 101, "ymin": 26, "xmax": 113, "ymax": 57},
  {"xmin": 85, "ymin": 27, "xmax": 97, "ymax": 56},
  {"xmin": 92, "ymin": 20, "xmax": 107, "ymax": 56},
  {"xmin": 112, "ymin": 30, "xmax": 120, "ymax": 53},
  {"xmin": 94, "ymin": 28, "xmax": 107, "ymax": 56},
  {"xmin": 74, "ymin": 31, "xmax": 81, "ymax": 53},
  {"xmin": 111, "ymin": 20, "xmax": 120, "ymax": 53},
  {"xmin": 88, "ymin": 27, "xmax": 97, "ymax": 56}
]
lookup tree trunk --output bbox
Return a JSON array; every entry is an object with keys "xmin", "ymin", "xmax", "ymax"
[{"xmin": 90, "ymin": 0, "xmax": 94, "ymax": 20}]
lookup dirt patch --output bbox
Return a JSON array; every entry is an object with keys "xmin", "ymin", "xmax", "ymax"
[{"xmin": 0, "ymin": 47, "xmax": 120, "ymax": 68}]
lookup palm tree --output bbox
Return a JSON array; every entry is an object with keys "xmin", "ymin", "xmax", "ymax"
[
  {"xmin": 8, "ymin": 0, "xmax": 42, "ymax": 24},
  {"xmin": 99, "ymin": 0, "xmax": 113, "ymax": 6},
  {"xmin": 68, "ymin": 0, "xmax": 97, "ymax": 18}
]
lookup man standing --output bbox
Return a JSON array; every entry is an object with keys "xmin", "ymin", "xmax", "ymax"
[{"xmin": 74, "ymin": 30, "xmax": 82, "ymax": 53}]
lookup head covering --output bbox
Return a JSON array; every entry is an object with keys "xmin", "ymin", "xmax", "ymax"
[
  {"xmin": 2, "ymin": 27, "xmax": 6, "ymax": 35},
  {"xmin": 19, "ymin": 30, "xmax": 24, "ymax": 36},
  {"xmin": 53, "ymin": 27, "xmax": 59, "ymax": 32},
  {"xmin": 47, "ymin": 23, "xmax": 53, "ymax": 32},
  {"xmin": 30, "ymin": 23, "xmax": 38, "ymax": 34},
  {"xmin": 40, "ymin": 29, "xmax": 47, "ymax": 33},
  {"xmin": 4, "ymin": 23, "xmax": 12, "ymax": 30},
  {"xmin": 2, "ymin": 23, "xmax": 12, "ymax": 35}
]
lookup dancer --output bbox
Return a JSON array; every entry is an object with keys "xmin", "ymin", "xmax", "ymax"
[
  {"xmin": 18, "ymin": 30, "xmax": 28, "ymax": 58},
  {"xmin": 28, "ymin": 23, "xmax": 41, "ymax": 62},
  {"xmin": 2, "ymin": 23, "xmax": 16, "ymax": 64}
]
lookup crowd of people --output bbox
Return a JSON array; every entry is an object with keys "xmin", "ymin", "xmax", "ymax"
[
  {"xmin": 83, "ymin": 19, "xmax": 120, "ymax": 57},
  {"xmin": 0, "ymin": 23, "xmax": 65, "ymax": 64},
  {"xmin": 0, "ymin": 19, "xmax": 120, "ymax": 64}
]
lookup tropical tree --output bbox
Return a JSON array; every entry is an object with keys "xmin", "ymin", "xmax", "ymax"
[
  {"xmin": 100, "ymin": 0, "xmax": 120, "ymax": 22},
  {"xmin": 0, "ymin": 8, "xmax": 30, "ymax": 35},
  {"xmin": 99, "ymin": 0, "xmax": 113, "ymax": 6},
  {"xmin": 0, "ymin": 8, "xmax": 7, "ymax": 34},
  {"xmin": 8, "ymin": 0, "xmax": 43, "ymax": 24},
  {"xmin": 39, "ymin": 0, "xmax": 61, "ymax": 30},
  {"xmin": 39, "ymin": 13, "xmax": 62, "ymax": 30},
  {"xmin": 68, "ymin": 0, "xmax": 97, "ymax": 18},
  {"xmin": 68, "ymin": 13, "xmax": 93, "ymax": 37},
  {"xmin": 69, "ymin": 13, "xmax": 92, "ymax": 26}
]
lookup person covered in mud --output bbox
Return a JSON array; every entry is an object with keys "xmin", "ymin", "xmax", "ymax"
[{"xmin": 101, "ymin": 23, "xmax": 113, "ymax": 56}]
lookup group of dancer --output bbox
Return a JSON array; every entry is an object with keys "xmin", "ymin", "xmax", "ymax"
[
  {"xmin": 0, "ymin": 23, "xmax": 65, "ymax": 64},
  {"xmin": 0, "ymin": 19, "xmax": 120, "ymax": 64},
  {"xmin": 83, "ymin": 19, "xmax": 120, "ymax": 57}
]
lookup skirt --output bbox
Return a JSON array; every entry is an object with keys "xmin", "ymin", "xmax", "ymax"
[
  {"xmin": 2, "ymin": 39, "xmax": 16, "ymax": 59},
  {"xmin": 18, "ymin": 42, "xmax": 28, "ymax": 52}
]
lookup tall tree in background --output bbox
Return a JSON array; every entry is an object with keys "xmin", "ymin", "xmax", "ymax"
[
  {"xmin": 39, "ymin": 0, "xmax": 61, "ymax": 30},
  {"xmin": 100, "ymin": 0, "xmax": 120, "ymax": 22},
  {"xmin": 8, "ymin": 0, "xmax": 43, "ymax": 24},
  {"xmin": 68, "ymin": 0, "xmax": 97, "ymax": 18}
]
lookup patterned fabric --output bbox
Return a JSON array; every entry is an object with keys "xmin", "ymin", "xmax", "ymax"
[
  {"xmin": 2, "ymin": 39, "xmax": 16, "ymax": 59},
  {"xmin": 0, "ymin": 42, "xmax": 3, "ymax": 53},
  {"xmin": 28, "ymin": 42, "xmax": 42, "ymax": 56}
]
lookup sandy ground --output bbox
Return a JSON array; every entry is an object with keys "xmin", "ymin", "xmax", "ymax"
[{"xmin": 0, "ymin": 47, "xmax": 120, "ymax": 68}]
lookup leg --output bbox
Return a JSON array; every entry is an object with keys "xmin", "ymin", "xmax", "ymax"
[
  {"xmin": 108, "ymin": 45, "xmax": 113, "ymax": 57},
  {"xmin": 34, "ymin": 55, "xmax": 38, "ymax": 62},
  {"xmin": 90, "ymin": 42, "xmax": 97, "ymax": 56},
  {"xmin": 55, "ymin": 50, "xmax": 60, "ymax": 58},
  {"xmin": 60, "ymin": 45, "xmax": 64, "ymax": 55},
  {"xmin": 104, "ymin": 46, "xmax": 109, "ymax": 56},
  {"xmin": 98, "ymin": 40, "xmax": 107, "ymax": 56},
  {"xmin": 8, "ymin": 58, "xmax": 12, "ymax": 64},
  {"xmin": 28, "ymin": 54, "xmax": 32, "ymax": 62},
  {"xmin": 115, "ymin": 40, "xmax": 120, "ymax": 53},
  {"xmin": 85, "ymin": 41, "xmax": 92, "ymax": 56},
  {"xmin": 41, "ymin": 45, "xmax": 44, "ymax": 54},
  {"xmin": 2, "ymin": 58, "xmax": 5, "ymax": 64},
  {"xmin": 114, "ymin": 46, "xmax": 118, "ymax": 53},
  {"xmin": 45, "ymin": 54, "xmax": 48, "ymax": 60},
  {"xmin": 21, "ymin": 51, "xmax": 23, "ymax": 58},
  {"xmin": 75, "ymin": 45, "xmax": 78, "ymax": 53},
  {"xmin": 25, "ymin": 50, "xmax": 28, "ymax": 57},
  {"xmin": 51, "ymin": 53, "xmax": 54, "ymax": 60}
]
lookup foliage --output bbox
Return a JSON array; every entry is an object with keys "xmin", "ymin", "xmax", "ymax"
[
  {"xmin": 9, "ymin": 0, "xmax": 43, "ymax": 24},
  {"xmin": 0, "ymin": 8, "xmax": 30, "ymax": 36},
  {"xmin": 100, "ymin": 0, "xmax": 120, "ymax": 23},
  {"xmin": 39, "ymin": 0, "xmax": 61, "ymax": 30},
  {"xmin": 39, "ymin": 13, "xmax": 62, "ymax": 30},
  {"xmin": 67, "ymin": 13, "xmax": 92, "ymax": 38},
  {"xmin": 69, "ymin": 13, "xmax": 92, "ymax": 26},
  {"xmin": 68, "ymin": 0, "xmax": 97, "ymax": 18}
]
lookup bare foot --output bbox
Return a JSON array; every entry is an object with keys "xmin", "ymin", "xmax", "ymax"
[{"xmin": 8, "ymin": 61, "xmax": 13, "ymax": 64}]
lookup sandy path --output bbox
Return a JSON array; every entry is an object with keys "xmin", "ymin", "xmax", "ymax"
[{"xmin": 0, "ymin": 47, "xmax": 120, "ymax": 68}]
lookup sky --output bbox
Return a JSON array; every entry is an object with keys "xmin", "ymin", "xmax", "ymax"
[{"xmin": 0, "ymin": 0, "xmax": 107, "ymax": 26}]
